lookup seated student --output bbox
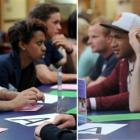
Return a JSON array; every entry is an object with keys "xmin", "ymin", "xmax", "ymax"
[
  {"xmin": 85, "ymin": 16, "xmax": 118, "ymax": 87},
  {"xmin": 0, "ymin": 19, "xmax": 47, "ymax": 91},
  {"xmin": 28, "ymin": 3, "xmax": 67, "ymax": 67},
  {"xmin": 87, "ymin": 12, "xmax": 140, "ymax": 111},
  {"xmin": 28, "ymin": 4, "xmax": 76, "ymax": 83},
  {"xmin": 78, "ymin": 17, "xmax": 99, "ymax": 78},
  {"xmin": 0, "ymin": 86, "xmax": 44, "ymax": 111},
  {"xmin": 34, "ymin": 114, "xmax": 76, "ymax": 140},
  {"xmin": 129, "ymin": 28, "xmax": 140, "ymax": 112}
]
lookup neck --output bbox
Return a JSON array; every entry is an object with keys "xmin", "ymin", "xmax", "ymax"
[
  {"xmin": 101, "ymin": 49, "xmax": 113, "ymax": 58},
  {"xmin": 20, "ymin": 52, "xmax": 32, "ymax": 69}
]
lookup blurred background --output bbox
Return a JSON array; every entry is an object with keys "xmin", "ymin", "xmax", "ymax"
[
  {"xmin": 0, "ymin": 0, "xmax": 76, "ymax": 53},
  {"xmin": 78, "ymin": 0, "xmax": 140, "ymax": 22}
]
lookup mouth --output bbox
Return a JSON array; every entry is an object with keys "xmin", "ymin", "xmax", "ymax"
[
  {"xmin": 41, "ymin": 53, "xmax": 45, "ymax": 58},
  {"xmin": 113, "ymin": 49, "xmax": 120, "ymax": 56},
  {"xmin": 42, "ymin": 55, "xmax": 45, "ymax": 59}
]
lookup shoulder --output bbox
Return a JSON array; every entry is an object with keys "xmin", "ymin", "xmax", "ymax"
[
  {"xmin": 0, "ymin": 52, "xmax": 18, "ymax": 69},
  {"xmin": 117, "ymin": 58, "xmax": 128, "ymax": 65},
  {"xmin": 0, "ymin": 53, "xmax": 11, "ymax": 66}
]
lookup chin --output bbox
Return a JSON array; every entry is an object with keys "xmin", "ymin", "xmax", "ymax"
[
  {"xmin": 118, "ymin": 55, "xmax": 124, "ymax": 59},
  {"xmin": 42, "ymin": 55, "xmax": 45, "ymax": 59},
  {"xmin": 91, "ymin": 48, "xmax": 96, "ymax": 53}
]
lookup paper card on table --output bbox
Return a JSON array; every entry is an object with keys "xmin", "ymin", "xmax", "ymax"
[
  {"xmin": 49, "ymin": 90, "xmax": 76, "ymax": 97},
  {"xmin": 0, "ymin": 128, "xmax": 8, "ymax": 133},
  {"xmin": 14, "ymin": 104, "xmax": 44, "ymax": 111},
  {"xmin": 38, "ymin": 94, "xmax": 58, "ymax": 104},
  {"xmin": 51, "ymin": 84, "xmax": 77, "ymax": 90},
  {"xmin": 88, "ymin": 113, "xmax": 140, "ymax": 122},
  {"xmin": 78, "ymin": 123, "xmax": 127, "ymax": 135},
  {"xmin": 5, "ymin": 113, "xmax": 59, "ymax": 127}
]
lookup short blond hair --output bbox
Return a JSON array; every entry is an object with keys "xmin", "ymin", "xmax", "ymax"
[{"xmin": 90, "ymin": 16, "xmax": 112, "ymax": 35}]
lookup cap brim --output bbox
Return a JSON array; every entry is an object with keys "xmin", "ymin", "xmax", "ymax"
[{"xmin": 100, "ymin": 23, "xmax": 128, "ymax": 33}]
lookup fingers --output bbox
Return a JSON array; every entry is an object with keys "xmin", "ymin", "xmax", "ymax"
[
  {"xmin": 52, "ymin": 34, "xmax": 65, "ymax": 41},
  {"xmin": 56, "ymin": 122, "xmax": 68, "ymax": 129},
  {"xmin": 25, "ymin": 87, "xmax": 45, "ymax": 102},
  {"xmin": 26, "ymin": 94, "xmax": 38, "ymax": 101},
  {"xmin": 129, "ymin": 29, "xmax": 139, "ymax": 45},
  {"xmin": 53, "ymin": 114, "xmax": 75, "ymax": 129},
  {"xmin": 129, "ymin": 28, "xmax": 140, "ymax": 39},
  {"xmin": 53, "ymin": 115, "xmax": 63, "ymax": 125},
  {"xmin": 30, "ymin": 87, "xmax": 41, "ymax": 95},
  {"xmin": 28, "ymin": 99, "xmax": 37, "ymax": 106},
  {"xmin": 31, "ymin": 87, "xmax": 44, "ymax": 101},
  {"xmin": 52, "ymin": 34, "xmax": 67, "ymax": 47}
]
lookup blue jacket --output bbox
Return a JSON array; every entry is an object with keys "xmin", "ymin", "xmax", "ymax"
[{"xmin": 0, "ymin": 51, "xmax": 36, "ymax": 91}]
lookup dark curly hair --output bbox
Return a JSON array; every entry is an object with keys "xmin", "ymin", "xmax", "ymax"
[
  {"xmin": 28, "ymin": 3, "xmax": 60, "ymax": 21},
  {"xmin": 8, "ymin": 19, "xmax": 47, "ymax": 52}
]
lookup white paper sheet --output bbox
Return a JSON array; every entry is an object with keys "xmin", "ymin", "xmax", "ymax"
[
  {"xmin": 78, "ymin": 123, "xmax": 127, "ymax": 135},
  {"xmin": 5, "ymin": 113, "xmax": 59, "ymax": 127},
  {"xmin": 38, "ymin": 94, "xmax": 58, "ymax": 104}
]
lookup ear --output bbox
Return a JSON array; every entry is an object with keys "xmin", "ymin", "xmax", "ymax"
[
  {"xmin": 19, "ymin": 41, "xmax": 26, "ymax": 51},
  {"xmin": 106, "ymin": 35, "xmax": 112, "ymax": 45}
]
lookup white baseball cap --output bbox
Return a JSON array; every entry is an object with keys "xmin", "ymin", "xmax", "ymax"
[{"xmin": 101, "ymin": 12, "xmax": 140, "ymax": 32}]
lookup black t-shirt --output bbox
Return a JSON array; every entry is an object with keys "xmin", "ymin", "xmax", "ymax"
[
  {"xmin": 90, "ymin": 54, "xmax": 118, "ymax": 80},
  {"xmin": 44, "ymin": 40, "xmax": 63, "ymax": 66},
  {"xmin": 18, "ymin": 63, "xmax": 36, "ymax": 91}
]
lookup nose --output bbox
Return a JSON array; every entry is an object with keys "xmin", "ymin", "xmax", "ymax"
[
  {"xmin": 42, "ymin": 43, "xmax": 46, "ymax": 52},
  {"xmin": 57, "ymin": 23, "xmax": 62, "ymax": 30},
  {"xmin": 111, "ymin": 39, "xmax": 117, "ymax": 49},
  {"xmin": 87, "ymin": 37, "xmax": 91, "ymax": 45}
]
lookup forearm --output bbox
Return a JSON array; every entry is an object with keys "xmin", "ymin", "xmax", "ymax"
[
  {"xmin": 0, "ymin": 100, "xmax": 15, "ymax": 111},
  {"xmin": 87, "ymin": 76, "xmax": 106, "ymax": 88},
  {"xmin": 0, "ymin": 89, "xmax": 17, "ymax": 100},
  {"xmin": 87, "ymin": 71, "xmax": 118, "ymax": 98},
  {"xmin": 88, "ymin": 92, "xmax": 129, "ymax": 111},
  {"xmin": 36, "ymin": 64, "xmax": 76, "ymax": 84},
  {"xmin": 62, "ymin": 73, "xmax": 76, "ymax": 82},
  {"xmin": 129, "ymin": 56, "xmax": 140, "ymax": 112}
]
